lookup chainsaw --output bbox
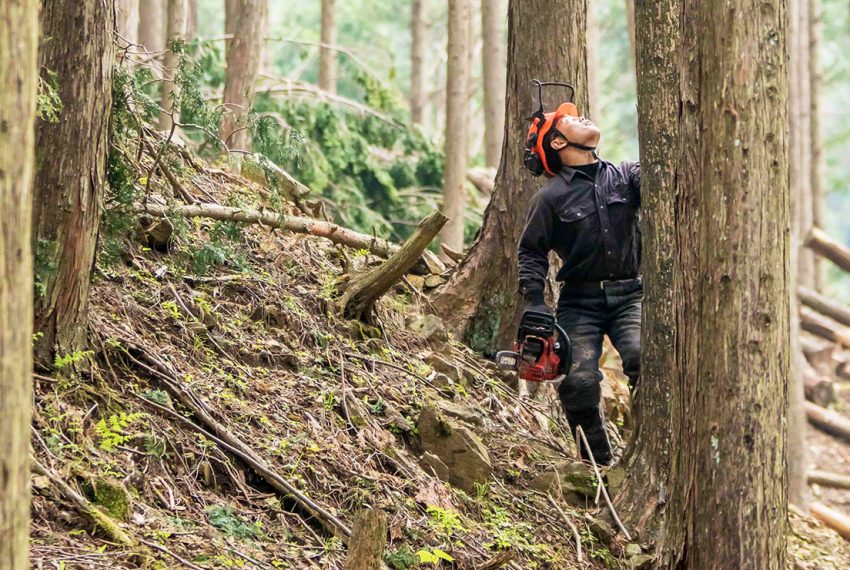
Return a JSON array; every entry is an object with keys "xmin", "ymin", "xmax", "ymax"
[{"xmin": 496, "ymin": 311, "xmax": 571, "ymax": 383}]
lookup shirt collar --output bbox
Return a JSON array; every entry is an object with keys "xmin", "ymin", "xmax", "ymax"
[{"xmin": 559, "ymin": 159, "xmax": 605, "ymax": 183}]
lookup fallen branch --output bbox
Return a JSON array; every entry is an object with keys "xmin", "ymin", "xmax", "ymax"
[
  {"xmin": 339, "ymin": 210, "xmax": 447, "ymax": 320},
  {"xmin": 804, "ymin": 401, "xmax": 850, "ymax": 442},
  {"xmin": 802, "ymin": 357, "xmax": 836, "ymax": 407},
  {"xmin": 810, "ymin": 501, "xmax": 850, "ymax": 541},
  {"xmin": 118, "ymin": 344, "xmax": 352, "ymax": 538},
  {"xmin": 343, "ymin": 509, "xmax": 388, "ymax": 570},
  {"xmin": 134, "ymin": 202, "xmax": 445, "ymax": 275},
  {"xmin": 544, "ymin": 493, "xmax": 582, "ymax": 563},
  {"xmin": 31, "ymin": 458, "xmax": 134, "ymax": 546},
  {"xmin": 467, "ymin": 167, "xmax": 496, "ymax": 196},
  {"xmin": 473, "ymin": 550, "xmax": 516, "ymax": 570},
  {"xmin": 574, "ymin": 426, "xmax": 631, "ymax": 541},
  {"xmin": 799, "ymin": 286, "xmax": 850, "ymax": 328},
  {"xmin": 806, "ymin": 227, "xmax": 850, "ymax": 274},
  {"xmin": 808, "ymin": 470, "xmax": 850, "ymax": 490},
  {"xmin": 800, "ymin": 306, "xmax": 850, "ymax": 348}
]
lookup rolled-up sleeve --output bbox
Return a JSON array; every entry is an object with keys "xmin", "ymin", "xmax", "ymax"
[
  {"xmin": 626, "ymin": 160, "xmax": 640, "ymax": 197},
  {"xmin": 518, "ymin": 192, "xmax": 555, "ymax": 301}
]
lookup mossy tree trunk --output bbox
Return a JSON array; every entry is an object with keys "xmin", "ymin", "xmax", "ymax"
[
  {"xmin": 432, "ymin": 0, "xmax": 588, "ymax": 352},
  {"xmin": 616, "ymin": 0, "xmax": 790, "ymax": 567},
  {"xmin": 0, "ymin": 1, "xmax": 38, "ymax": 567},
  {"xmin": 33, "ymin": 0, "xmax": 114, "ymax": 368}
]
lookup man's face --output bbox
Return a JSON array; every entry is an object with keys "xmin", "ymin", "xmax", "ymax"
[{"xmin": 554, "ymin": 114, "xmax": 601, "ymax": 148}]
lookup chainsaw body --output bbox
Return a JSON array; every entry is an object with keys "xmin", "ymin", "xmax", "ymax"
[{"xmin": 496, "ymin": 311, "xmax": 571, "ymax": 383}]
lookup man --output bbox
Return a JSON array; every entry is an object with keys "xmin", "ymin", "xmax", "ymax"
[{"xmin": 518, "ymin": 106, "xmax": 641, "ymax": 466}]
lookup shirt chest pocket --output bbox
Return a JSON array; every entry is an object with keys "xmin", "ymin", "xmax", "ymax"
[
  {"xmin": 606, "ymin": 181, "xmax": 635, "ymax": 207},
  {"xmin": 557, "ymin": 198, "xmax": 595, "ymax": 224}
]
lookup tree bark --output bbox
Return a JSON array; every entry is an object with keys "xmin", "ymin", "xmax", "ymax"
[
  {"xmin": 806, "ymin": 227, "xmax": 850, "ymax": 274},
  {"xmin": 481, "ymin": 0, "xmax": 506, "ymax": 168},
  {"xmin": 186, "ymin": 0, "xmax": 198, "ymax": 42},
  {"xmin": 137, "ymin": 0, "xmax": 164, "ymax": 52},
  {"xmin": 439, "ymin": 0, "xmax": 472, "ymax": 254},
  {"xmin": 586, "ymin": 0, "xmax": 600, "ymax": 120},
  {"xmin": 116, "ymin": 0, "xmax": 139, "ymax": 44},
  {"xmin": 624, "ymin": 0, "xmax": 636, "ymax": 68},
  {"xmin": 809, "ymin": 0, "xmax": 827, "ymax": 291},
  {"xmin": 159, "ymin": 0, "xmax": 187, "ymax": 130},
  {"xmin": 0, "ymin": 2, "xmax": 37, "ymax": 566},
  {"xmin": 342, "ymin": 509, "xmax": 387, "ymax": 570},
  {"xmin": 432, "ymin": 0, "xmax": 588, "ymax": 352},
  {"xmin": 220, "ymin": 0, "xmax": 266, "ymax": 151},
  {"xmin": 799, "ymin": 285, "xmax": 850, "ymax": 327},
  {"xmin": 618, "ymin": 0, "xmax": 790, "ymax": 566},
  {"xmin": 410, "ymin": 0, "xmax": 427, "ymax": 125},
  {"xmin": 318, "ymin": 0, "xmax": 338, "ymax": 93},
  {"xmin": 33, "ymin": 0, "xmax": 114, "ymax": 368}
]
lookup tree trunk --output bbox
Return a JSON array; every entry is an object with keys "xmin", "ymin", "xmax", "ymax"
[
  {"xmin": 586, "ymin": 0, "xmax": 600, "ymax": 120},
  {"xmin": 624, "ymin": 0, "xmax": 636, "ymax": 68},
  {"xmin": 116, "ymin": 0, "xmax": 139, "ymax": 44},
  {"xmin": 159, "ymin": 0, "xmax": 187, "ymax": 130},
  {"xmin": 33, "ymin": 0, "xmax": 114, "ymax": 368},
  {"xmin": 318, "ymin": 0, "xmax": 338, "ymax": 93},
  {"xmin": 186, "ymin": 0, "xmax": 198, "ymax": 42},
  {"xmin": 220, "ymin": 0, "xmax": 266, "ymax": 151},
  {"xmin": 618, "ymin": 0, "xmax": 790, "ymax": 566},
  {"xmin": 809, "ymin": 0, "xmax": 826, "ymax": 291},
  {"xmin": 439, "ymin": 0, "xmax": 471, "ymax": 254},
  {"xmin": 432, "ymin": 0, "xmax": 588, "ymax": 352},
  {"xmin": 0, "ymin": 2, "xmax": 37, "ymax": 566},
  {"xmin": 342, "ymin": 510, "xmax": 387, "ymax": 570},
  {"xmin": 137, "ymin": 0, "xmax": 164, "ymax": 52},
  {"xmin": 410, "ymin": 0, "xmax": 427, "ymax": 125},
  {"xmin": 793, "ymin": 0, "xmax": 816, "ymax": 288},
  {"xmin": 481, "ymin": 0, "xmax": 506, "ymax": 168}
]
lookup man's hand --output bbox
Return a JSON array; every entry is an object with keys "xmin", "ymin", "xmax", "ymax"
[{"xmin": 525, "ymin": 303, "xmax": 553, "ymax": 316}]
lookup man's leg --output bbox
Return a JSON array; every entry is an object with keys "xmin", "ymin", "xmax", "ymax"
[
  {"xmin": 606, "ymin": 285, "xmax": 642, "ymax": 389},
  {"xmin": 557, "ymin": 295, "xmax": 610, "ymax": 465}
]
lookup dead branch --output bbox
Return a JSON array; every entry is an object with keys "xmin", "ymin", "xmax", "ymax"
[
  {"xmin": 31, "ymin": 458, "xmax": 135, "ymax": 546},
  {"xmin": 343, "ymin": 509, "xmax": 388, "ymax": 570},
  {"xmin": 805, "ymin": 401, "xmax": 850, "ymax": 442},
  {"xmin": 339, "ymin": 210, "xmax": 447, "ymax": 320},
  {"xmin": 800, "ymin": 306, "xmax": 850, "ymax": 348},
  {"xmin": 473, "ymin": 550, "xmax": 516, "ymax": 570},
  {"xmin": 808, "ymin": 470, "xmax": 850, "ymax": 490},
  {"xmin": 544, "ymin": 493, "xmax": 582, "ymax": 563},
  {"xmin": 240, "ymin": 158, "xmax": 310, "ymax": 200},
  {"xmin": 467, "ymin": 167, "xmax": 496, "ymax": 196},
  {"xmin": 118, "ymin": 344, "xmax": 352, "ymax": 538},
  {"xmin": 810, "ymin": 501, "xmax": 850, "ymax": 541},
  {"xmin": 799, "ymin": 286, "xmax": 850, "ymax": 328},
  {"xmin": 802, "ymin": 357, "xmax": 836, "ymax": 407},
  {"xmin": 806, "ymin": 227, "xmax": 850, "ymax": 274},
  {"xmin": 135, "ymin": 202, "xmax": 445, "ymax": 275}
]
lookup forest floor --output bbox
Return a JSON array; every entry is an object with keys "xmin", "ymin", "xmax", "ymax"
[{"xmin": 27, "ymin": 141, "xmax": 850, "ymax": 569}]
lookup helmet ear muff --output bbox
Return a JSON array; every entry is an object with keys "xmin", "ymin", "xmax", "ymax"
[{"xmin": 523, "ymin": 131, "xmax": 545, "ymax": 176}]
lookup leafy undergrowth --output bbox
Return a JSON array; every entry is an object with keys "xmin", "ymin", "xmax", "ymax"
[{"xmin": 30, "ymin": 138, "xmax": 850, "ymax": 570}]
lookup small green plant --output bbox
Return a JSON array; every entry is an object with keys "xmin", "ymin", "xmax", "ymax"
[
  {"xmin": 95, "ymin": 412, "xmax": 144, "ymax": 452},
  {"xmin": 385, "ymin": 545, "xmax": 418, "ymax": 570},
  {"xmin": 416, "ymin": 548, "xmax": 454, "ymax": 566},
  {"xmin": 161, "ymin": 300, "xmax": 182, "ymax": 321},
  {"xmin": 206, "ymin": 505, "xmax": 264, "ymax": 540},
  {"xmin": 426, "ymin": 506, "xmax": 467, "ymax": 538},
  {"xmin": 53, "ymin": 349, "xmax": 95, "ymax": 370},
  {"xmin": 36, "ymin": 70, "xmax": 63, "ymax": 123}
]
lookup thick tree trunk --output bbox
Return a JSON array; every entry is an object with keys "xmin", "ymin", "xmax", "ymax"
[
  {"xmin": 220, "ymin": 0, "xmax": 266, "ymax": 151},
  {"xmin": 159, "ymin": 0, "xmax": 187, "ymax": 130},
  {"xmin": 432, "ymin": 0, "xmax": 588, "ymax": 352},
  {"xmin": 318, "ymin": 0, "xmax": 338, "ymax": 93},
  {"xmin": 618, "ymin": 0, "xmax": 790, "ymax": 566},
  {"xmin": 343, "ymin": 509, "xmax": 387, "ymax": 570},
  {"xmin": 116, "ymin": 0, "xmax": 139, "ymax": 44},
  {"xmin": 137, "ymin": 0, "xmax": 164, "ymax": 52},
  {"xmin": 33, "ymin": 0, "xmax": 114, "ymax": 368},
  {"xmin": 439, "ymin": 0, "xmax": 471, "ymax": 254},
  {"xmin": 809, "ymin": 0, "xmax": 827, "ymax": 291},
  {"xmin": 410, "ymin": 0, "xmax": 427, "ymax": 125},
  {"xmin": 624, "ymin": 0, "xmax": 636, "ymax": 68},
  {"xmin": 585, "ymin": 0, "xmax": 600, "ymax": 119},
  {"xmin": 0, "ymin": 2, "xmax": 37, "ymax": 566},
  {"xmin": 481, "ymin": 0, "xmax": 506, "ymax": 168}
]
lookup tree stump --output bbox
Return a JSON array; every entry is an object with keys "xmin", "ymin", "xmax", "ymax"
[{"xmin": 343, "ymin": 508, "xmax": 387, "ymax": 570}]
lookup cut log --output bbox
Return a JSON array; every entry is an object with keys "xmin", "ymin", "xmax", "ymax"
[
  {"xmin": 343, "ymin": 509, "xmax": 388, "ymax": 570},
  {"xmin": 803, "ymin": 358, "xmax": 836, "ymax": 407},
  {"xmin": 467, "ymin": 167, "xmax": 496, "ymax": 196},
  {"xmin": 808, "ymin": 470, "xmax": 850, "ymax": 490},
  {"xmin": 805, "ymin": 401, "xmax": 850, "ymax": 442},
  {"xmin": 134, "ymin": 202, "xmax": 445, "ymax": 274},
  {"xmin": 810, "ymin": 501, "xmax": 850, "ymax": 541},
  {"xmin": 800, "ymin": 306, "xmax": 850, "ymax": 348},
  {"xmin": 339, "ymin": 210, "xmax": 447, "ymax": 321},
  {"xmin": 805, "ymin": 227, "xmax": 850, "ymax": 274},
  {"xmin": 799, "ymin": 286, "xmax": 850, "ymax": 328}
]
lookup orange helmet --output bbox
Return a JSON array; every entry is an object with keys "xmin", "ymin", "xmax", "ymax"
[{"xmin": 524, "ymin": 101, "xmax": 580, "ymax": 177}]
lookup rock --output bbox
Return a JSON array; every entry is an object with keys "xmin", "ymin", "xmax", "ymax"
[
  {"xmin": 417, "ymin": 407, "xmax": 492, "ymax": 493},
  {"xmin": 406, "ymin": 274, "xmax": 426, "ymax": 290},
  {"xmin": 530, "ymin": 461, "xmax": 597, "ymax": 504},
  {"xmin": 424, "ymin": 352, "xmax": 466, "ymax": 385},
  {"xmin": 625, "ymin": 543, "xmax": 643, "ymax": 557},
  {"xmin": 419, "ymin": 452, "xmax": 450, "ymax": 481},
  {"xmin": 605, "ymin": 464, "xmax": 626, "ymax": 494},
  {"xmin": 91, "ymin": 478, "xmax": 133, "ymax": 522},
  {"xmin": 424, "ymin": 275, "xmax": 447, "ymax": 289},
  {"xmin": 140, "ymin": 217, "xmax": 173, "ymax": 251},
  {"xmin": 586, "ymin": 515, "xmax": 615, "ymax": 546},
  {"xmin": 628, "ymin": 554, "xmax": 654, "ymax": 569},
  {"xmin": 405, "ymin": 314, "xmax": 449, "ymax": 345},
  {"xmin": 436, "ymin": 400, "xmax": 484, "ymax": 427}
]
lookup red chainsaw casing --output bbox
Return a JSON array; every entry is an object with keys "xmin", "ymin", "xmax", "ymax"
[{"xmin": 515, "ymin": 334, "xmax": 561, "ymax": 382}]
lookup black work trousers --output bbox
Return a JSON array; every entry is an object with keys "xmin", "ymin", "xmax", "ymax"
[{"xmin": 556, "ymin": 278, "xmax": 642, "ymax": 465}]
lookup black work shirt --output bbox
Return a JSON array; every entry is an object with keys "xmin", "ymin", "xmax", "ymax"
[{"xmin": 518, "ymin": 159, "xmax": 641, "ymax": 298}]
